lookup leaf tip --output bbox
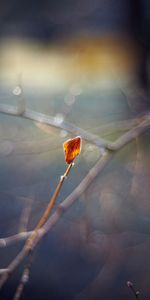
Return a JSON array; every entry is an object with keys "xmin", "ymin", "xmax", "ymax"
[{"xmin": 63, "ymin": 136, "xmax": 82, "ymax": 164}]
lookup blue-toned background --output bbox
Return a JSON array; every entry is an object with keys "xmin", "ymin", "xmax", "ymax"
[{"xmin": 0, "ymin": 1, "xmax": 150, "ymax": 300}]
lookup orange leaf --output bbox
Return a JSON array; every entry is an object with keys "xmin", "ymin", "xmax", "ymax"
[{"xmin": 63, "ymin": 136, "xmax": 82, "ymax": 164}]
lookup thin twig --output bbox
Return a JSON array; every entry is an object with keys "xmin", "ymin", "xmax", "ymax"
[
  {"xmin": 18, "ymin": 197, "xmax": 34, "ymax": 233},
  {"xmin": 13, "ymin": 227, "xmax": 33, "ymax": 300},
  {"xmin": 0, "ymin": 102, "xmax": 150, "ymax": 293},
  {"xmin": 25, "ymin": 163, "xmax": 73, "ymax": 252},
  {"xmin": 13, "ymin": 261, "xmax": 31, "ymax": 300},
  {"xmin": 10, "ymin": 163, "xmax": 73, "ymax": 300},
  {"xmin": 0, "ymin": 232, "xmax": 32, "ymax": 248},
  {"xmin": 0, "ymin": 103, "xmax": 107, "ymax": 150},
  {"xmin": 0, "ymin": 247, "xmax": 28, "ymax": 288},
  {"xmin": 0, "ymin": 151, "xmax": 112, "ymax": 288},
  {"xmin": 13, "ymin": 201, "xmax": 32, "ymax": 300},
  {"xmin": 109, "ymin": 116, "xmax": 150, "ymax": 150},
  {"xmin": 0, "ymin": 114, "xmax": 150, "ymax": 248},
  {"xmin": 0, "ymin": 103, "xmax": 149, "ymax": 152}
]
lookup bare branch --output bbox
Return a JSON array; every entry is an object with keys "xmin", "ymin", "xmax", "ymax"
[
  {"xmin": 13, "ymin": 255, "xmax": 32, "ymax": 300},
  {"xmin": 0, "ymin": 101, "xmax": 149, "ymax": 294},
  {"xmin": 0, "ymin": 269, "xmax": 9, "ymax": 275},
  {"xmin": 0, "ymin": 113, "xmax": 150, "ymax": 248},
  {"xmin": 0, "ymin": 247, "xmax": 27, "ymax": 288},
  {"xmin": 0, "ymin": 103, "xmax": 149, "ymax": 153},
  {"xmin": 18, "ymin": 197, "xmax": 34, "ymax": 233},
  {"xmin": 0, "ymin": 232, "xmax": 32, "ymax": 248},
  {"xmin": 0, "ymin": 151, "xmax": 112, "ymax": 288},
  {"xmin": 109, "ymin": 115, "xmax": 150, "ymax": 150},
  {"xmin": 0, "ymin": 103, "xmax": 107, "ymax": 149}
]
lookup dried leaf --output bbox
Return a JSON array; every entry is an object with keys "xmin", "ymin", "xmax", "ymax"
[{"xmin": 63, "ymin": 136, "xmax": 82, "ymax": 164}]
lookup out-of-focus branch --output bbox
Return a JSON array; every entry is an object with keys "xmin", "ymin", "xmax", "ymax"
[
  {"xmin": 13, "ymin": 196, "xmax": 34, "ymax": 300},
  {"xmin": 0, "ymin": 103, "xmax": 149, "ymax": 152},
  {"xmin": 0, "ymin": 151, "xmax": 112, "ymax": 288},
  {"xmin": 0, "ymin": 113, "xmax": 150, "ymax": 248},
  {"xmin": 25, "ymin": 163, "xmax": 73, "ymax": 252},
  {"xmin": 109, "ymin": 115, "xmax": 150, "ymax": 150},
  {"xmin": 13, "ymin": 254, "xmax": 33, "ymax": 300},
  {"xmin": 18, "ymin": 197, "xmax": 34, "ymax": 233},
  {"xmin": 0, "ymin": 103, "xmax": 108, "ymax": 150},
  {"xmin": 0, "ymin": 269, "xmax": 9, "ymax": 275},
  {"xmin": 0, "ymin": 100, "xmax": 150, "ymax": 291},
  {"xmin": 0, "ymin": 232, "xmax": 32, "ymax": 248},
  {"xmin": 12, "ymin": 161, "xmax": 73, "ymax": 300}
]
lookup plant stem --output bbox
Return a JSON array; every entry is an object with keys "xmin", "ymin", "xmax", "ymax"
[{"xmin": 25, "ymin": 163, "xmax": 73, "ymax": 251}]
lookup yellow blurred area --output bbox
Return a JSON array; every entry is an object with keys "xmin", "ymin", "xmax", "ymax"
[{"xmin": 0, "ymin": 35, "xmax": 138, "ymax": 90}]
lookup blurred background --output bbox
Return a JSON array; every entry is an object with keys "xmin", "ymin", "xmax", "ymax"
[{"xmin": 0, "ymin": 1, "xmax": 150, "ymax": 300}]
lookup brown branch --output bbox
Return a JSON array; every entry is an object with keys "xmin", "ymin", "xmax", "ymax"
[
  {"xmin": 0, "ymin": 114, "xmax": 150, "ymax": 249},
  {"xmin": 0, "ymin": 102, "xmax": 150, "ymax": 293},
  {"xmin": 0, "ymin": 151, "xmax": 112, "ymax": 288},
  {"xmin": 25, "ymin": 163, "xmax": 73, "ymax": 252}
]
